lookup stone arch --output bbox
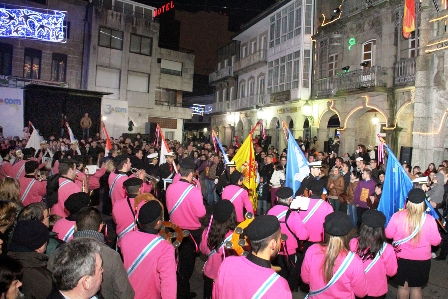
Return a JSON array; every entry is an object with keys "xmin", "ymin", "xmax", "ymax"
[
  {"xmin": 235, "ymin": 120, "xmax": 244, "ymax": 141},
  {"xmin": 243, "ymin": 118, "xmax": 252, "ymax": 139},
  {"xmin": 396, "ymin": 102, "xmax": 414, "ymax": 149},
  {"xmin": 317, "ymin": 107, "xmax": 341, "ymax": 146},
  {"xmin": 269, "ymin": 117, "xmax": 280, "ymax": 149}
]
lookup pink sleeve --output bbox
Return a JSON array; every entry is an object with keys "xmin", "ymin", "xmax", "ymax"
[
  {"xmin": 242, "ymin": 190, "xmax": 254, "ymax": 213},
  {"xmin": 349, "ymin": 238, "xmax": 358, "ymax": 252},
  {"xmin": 385, "ymin": 214, "xmax": 398, "ymax": 239},
  {"xmin": 291, "ymin": 213, "xmax": 309, "ymax": 240},
  {"xmin": 157, "ymin": 245, "xmax": 177, "ymax": 299},
  {"xmin": 92, "ymin": 167, "xmax": 107, "ymax": 178},
  {"xmin": 350, "ymin": 258, "xmax": 368, "ymax": 298},
  {"xmin": 193, "ymin": 190, "xmax": 206, "ymax": 218},
  {"xmin": 199, "ymin": 230, "xmax": 211, "ymax": 255},
  {"xmin": 300, "ymin": 246, "xmax": 312, "ymax": 284},
  {"xmin": 383, "ymin": 245, "xmax": 398, "ymax": 277},
  {"xmin": 428, "ymin": 217, "xmax": 442, "ymax": 246}
]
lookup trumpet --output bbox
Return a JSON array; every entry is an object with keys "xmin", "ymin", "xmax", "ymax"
[{"xmin": 131, "ymin": 168, "xmax": 160, "ymax": 183}]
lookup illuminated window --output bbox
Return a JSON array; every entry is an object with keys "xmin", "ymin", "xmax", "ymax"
[
  {"xmin": 0, "ymin": 43, "xmax": 13, "ymax": 76},
  {"xmin": 23, "ymin": 48, "xmax": 41, "ymax": 79},
  {"xmin": 130, "ymin": 34, "xmax": 152, "ymax": 56},
  {"xmin": 99, "ymin": 27, "xmax": 123, "ymax": 50},
  {"xmin": 328, "ymin": 54, "xmax": 338, "ymax": 77},
  {"xmin": 302, "ymin": 50, "xmax": 311, "ymax": 88},
  {"xmin": 51, "ymin": 53, "xmax": 67, "ymax": 82},
  {"xmin": 362, "ymin": 40, "xmax": 376, "ymax": 67},
  {"xmin": 409, "ymin": 32, "xmax": 418, "ymax": 58}
]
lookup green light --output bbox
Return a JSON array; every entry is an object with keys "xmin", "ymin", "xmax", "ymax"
[{"xmin": 348, "ymin": 38, "xmax": 356, "ymax": 50}]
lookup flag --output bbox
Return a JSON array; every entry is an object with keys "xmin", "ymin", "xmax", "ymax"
[
  {"xmin": 403, "ymin": 0, "xmax": 415, "ymax": 38},
  {"xmin": 232, "ymin": 131, "xmax": 258, "ymax": 210},
  {"xmin": 102, "ymin": 122, "xmax": 112, "ymax": 156},
  {"xmin": 25, "ymin": 122, "xmax": 43, "ymax": 150},
  {"xmin": 284, "ymin": 126, "xmax": 309, "ymax": 194},
  {"xmin": 66, "ymin": 122, "xmax": 81, "ymax": 155},
  {"xmin": 212, "ymin": 130, "xmax": 229, "ymax": 164},
  {"xmin": 158, "ymin": 124, "xmax": 178, "ymax": 173}
]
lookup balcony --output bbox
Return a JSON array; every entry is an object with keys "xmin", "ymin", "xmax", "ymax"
[
  {"xmin": 209, "ymin": 66, "xmax": 234, "ymax": 83},
  {"xmin": 313, "ymin": 66, "xmax": 388, "ymax": 98},
  {"xmin": 233, "ymin": 50, "xmax": 267, "ymax": 74},
  {"xmin": 394, "ymin": 58, "xmax": 416, "ymax": 86},
  {"xmin": 209, "ymin": 94, "xmax": 270, "ymax": 114}
]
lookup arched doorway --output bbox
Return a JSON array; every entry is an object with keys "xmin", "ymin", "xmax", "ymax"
[
  {"xmin": 269, "ymin": 117, "xmax": 280, "ymax": 150},
  {"xmin": 235, "ymin": 120, "xmax": 243, "ymax": 143}
]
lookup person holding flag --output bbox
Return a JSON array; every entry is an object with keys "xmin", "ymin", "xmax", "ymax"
[{"xmin": 284, "ymin": 123, "xmax": 309, "ymax": 195}]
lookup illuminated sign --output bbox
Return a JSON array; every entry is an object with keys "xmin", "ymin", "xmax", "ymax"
[
  {"xmin": 191, "ymin": 104, "xmax": 205, "ymax": 115},
  {"xmin": 0, "ymin": 8, "xmax": 66, "ymax": 43},
  {"xmin": 153, "ymin": 1, "xmax": 174, "ymax": 17},
  {"xmin": 348, "ymin": 38, "xmax": 356, "ymax": 50}
]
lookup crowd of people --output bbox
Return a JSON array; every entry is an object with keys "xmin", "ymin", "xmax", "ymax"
[{"xmin": 0, "ymin": 128, "xmax": 446, "ymax": 299}]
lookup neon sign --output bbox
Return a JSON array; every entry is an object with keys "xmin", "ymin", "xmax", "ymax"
[
  {"xmin": 0, "ymin": 8, "xmax": 66, "ymax": 43},
  {"xmin": 191, "ymin": 104, "xmax": 205, "ymax": 115},
  {"xmin": 153, "ymin": 1, "xmax": 174, "ymax": 18},
  {"xmin": 348, "ymin": 38, "xmax": 356, "ymax": 50}
]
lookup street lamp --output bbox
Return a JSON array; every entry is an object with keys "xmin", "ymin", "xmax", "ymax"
[
  {"xmin": 302, "ymin": 100, "xmax": 314, "ymax": 122},
  {"xmin": 372, "ymin": 113, "xmax": 379, "ymax": 125},
  {"xmin": 257, "ymin": 107, "xmax": 266, "ymax": 121}
]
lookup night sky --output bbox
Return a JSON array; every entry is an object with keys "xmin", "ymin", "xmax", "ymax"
[{"xmin": 138, "ymin": 0, "xmax": 276, "ymax": 31}]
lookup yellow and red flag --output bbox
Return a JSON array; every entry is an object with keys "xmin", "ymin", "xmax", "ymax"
[
  {"xmin": 231, "ymin": 124, "xmax": 259, "ymax": 210},
  {"xmin": 403, "ymin": 0, "xmax": 415, "ymax": 38}
]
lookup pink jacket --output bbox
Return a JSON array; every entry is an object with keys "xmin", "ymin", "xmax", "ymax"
[
  {"xmin": 349, "ymin": 238, "xmax": 397, "ymax": 296},
  {"xmin": 267, "ymin": 205, "xmax": 309, "ymax": 255},
  {"xmin": 108, "ymin": 172, "xmax": 151, "ymax": 205},
  {"xmin": 0, "ymin": 160, "xmax": 13, "ymax": 179},
  {"xmin": 121, "ymin": 231, "xmax": 176, "ymax": 299},
  {"xmin": 298, "ymin": 198, "xmax": 334, "ymax": 242},
  {"xmin": 301, "ymin": 244, "xmax": 368, "ymax": 299},
  {"xmin": 51, "ymin": 177, "xmax": 81, "ymax": 217},
  {"xmin": 385, "ymin": 210, "xmax": 441, "ymax": 260},
  {"xmin": 112, "ymin": 197, "xmax": 145, "ymax": 248},
  {"xmin": 213, "ymin": 256, "xmax": 292, "ymax": 299},
  {"xmin": 52, "ymin": 218, "xmax": 75, "ymax": 242},
  {"xmin": 19, "ymin": 176, "xmax": 46, "ymax": 206},
  {"xmin": 88, "ymin": 167, "xmax": 107, "ymax": 190},
  {"xmin": 11, "ymin": 160, "xmax": 26, "ymax": 179},
  {"xmin": 221, "ymin": 185, "xmax": 253, "ymax": 222},
  {"xmin": 199, "ymin": 230, "xmax": 233, "ymax": 279},
  {"xmin": 166, "ymin": 180, "xmax": 206, "ymax": 230},
  {"xmin": 173, "ymin": 173, "xmax": 202, "ymax": 190}
]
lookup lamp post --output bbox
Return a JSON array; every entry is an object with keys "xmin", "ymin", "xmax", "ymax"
[
  {"xmin": 302, "ymin": 100, "xmax": 314, "ymax": 123},
  {"xmin": 372, "ymin": 113, "xmax": 379, "ymax": 125}
]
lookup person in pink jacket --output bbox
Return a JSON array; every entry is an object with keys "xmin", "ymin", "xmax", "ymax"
[
  {"xmin": 19, "ymin": 161, "xmax": 46, "ymax": 206},
  {"xmin": 51, "ymin": 159, "xmax": 81, "ymax": 217},
  {"xmin": 385, "ymin": 188, "xmax": 441, "ymax": 299},
  {"xmin": 121, "ymin": 200, "xmax": 176, "ymax": 299},
  {"xmin": 213, "ymin": 215, "xmax": 292, "ymax": 299},
  {"xmin": 350, "ymin": 209, "xmax": 397, "ymax": 298},
  {"xmin": 200, "ymin": 200, "xmax": 237, "ymax": 299},
  {"xmin": 221, "ymin": 170, "xmax": 254, "ymax": 223},
  {"xmin": 267, "ymin": 187, "xmax": 309, "ymax": 291},
  {"xmin": 301, "ymin": 211, "xmax": 368, "ymax": 298},
  {"xmin": 52, "ymin": 192, "xmax": 90, "ymax": 242}
]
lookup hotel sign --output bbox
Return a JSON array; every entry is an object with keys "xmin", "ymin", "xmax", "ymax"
[
  {"xmin": 153, "ymin": 1, "xmax": 174, "ymax": 17},
  {"xmin": 270, "ymin": 90, "xmax": 291, "ymax": 103}
]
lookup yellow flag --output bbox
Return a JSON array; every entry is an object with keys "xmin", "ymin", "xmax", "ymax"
[{"xmin": 231, "ymin": 133, "xmax": 258, "ymax": 210}]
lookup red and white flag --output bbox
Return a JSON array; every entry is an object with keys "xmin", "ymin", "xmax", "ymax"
[
  {"xmin": 66, "ymin": 122, "xmax": 81, "ymax": 155},
  {"xmin": 158, "ymin": 124, "xmax": 177, "ymax": 173},
  {"xmin": 102, "ymin": 121, "xmax": 113, "ymax": 156}
]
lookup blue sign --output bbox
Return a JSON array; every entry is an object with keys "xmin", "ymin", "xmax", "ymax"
[{"xmin": 0, "ymin": 8, "xmax": 66, "ymax": 42}]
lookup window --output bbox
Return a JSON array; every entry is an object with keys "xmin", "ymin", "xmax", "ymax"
[
  {"xmin": 231, "ymin": 55, "xmax": 236, "ymax": 66},
  {"xmin": 251, "ymin": 40, "xmax": 257, "ymax": 53},
  {"xmin": 305, "ymin": 0, "xmax": 313, "ymax": 34},
  {"xmin": 261, "ymin": 35, "xmax": 267, "ymax": 50},
  {"xmin": 23, "ymin": 48, "xmax": 41, "ymax": 79},
  {"xmin": 0, "ymin": 43, "xmax": 12, "ymax": 76},
  {"xmin": 99, "ymin": 27, "xmax": 124, "ymax": 50},
  {"xmin": 63, "ymin": 21, "xmax": 70, "ymax": 39},
  {"xmin": 249, "ymin": 80, "xmax": 255, "ymax": 96},
  {"xmin": 259, "ymin": 77, "xmax": 265, "ymax": 94},
  {"xmin": 362, "ymin": 40, "xmax": 376, "ymax": 67},
  {"xmin": 96, "ymin": 67, "xmax": 120, "ymax": 89},
  {"xmin": 269, "ymin": 3, "xmax": 301, "ymax": 48},
  {"xmin": 165, "ymin": 131, "xmax": 174, "ymax": 140},
  {"xmin": 51, "ymin": 53, "xmax": 67, "ymax": 82},
  {"xmin": 216, "ymin": 90, "xmax": 220, "ymax": 103},
  {"xmin": 242, "ymin": 45, "xmax": 248, "ymax": 58},
  {"xmin": 230, "ymin": 86, "xmax": 235, "ymax": 101},
  {"xmin": 409, "ymin": 32, "xmax": 418, "ymax": 58},
  {"xmin": 217, "ymin": 62, "xmax": 221, "ymax": 70},
  {"xmin": 303, "ymin": 50, "xmax": 311, "ymax": 87},
  {"xmin": 130, "ymin": 34, "xmax": 152, "ymax": 56},
  {"xmin": 328, "ymin": 54, "xmax": 338, "ymax": 77},
  {"xmin": 223, "ymin": 88, "xmax": 227, "ymax": 102},
  {"xmin": 224, "ymin": 59, "xmax": 228, "ymax": 67},
  {"xmin": 128, "ymin": 71, "xmax": 149, "ymax": 93},
  {"xmin": 239, "ymin": 81, "xmax": 246, "ymax": 98},
  {"xmin": 161, "ymin": 59, "xmax": 182, "ymax": 76}
]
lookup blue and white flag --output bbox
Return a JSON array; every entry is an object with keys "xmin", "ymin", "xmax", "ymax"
[{"xmin": 285, "ymin": 128, "xmax": 309, "ymax": 194}]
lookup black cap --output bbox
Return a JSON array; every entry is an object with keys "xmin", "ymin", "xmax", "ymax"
[
  {"xmin": 179, "ymin": 157, "xmax": 196, "ymax": 169},
  {"xmin": 213, "ymin": 200, "xmax": 235, "ymax": 222},
  {"xmin": 113, "ymin": 154, "xmax": 128, "ymax": 164},
  {"xmin": 245, "ymin": 215, "xmax": 280, "ymax": 242},
  {"xmin": 324, "ymin": 211, "xmax": 353, "ymax": 236},
  {"xmin": 362, "ymin": 210, "xmax": 386, "ymax": 228},
  {"xmin": 408, "ymin": 188, "xmax": 426, "ymax": 204},
  {"xmin": 276, "ymin": 187, "xmax": 293, "ymax": 199},
  {"xmin": 123, "ymin": 177, "xmax": 143, "ymax": 188},
  {"xmin": 138, "ymin": 201, "xmax": 162, "ymax": 224},
  {"xmin": 308, "ymin": 179, "xmax": 324, "ymax": 195},
  {"xmin": 12, "ymin": 220, "xmax": 49, "ymax": 251},
  {"xmin": 64, "ymin": 192, "xmax": 90, "ymax": 214},
  {"xmin": 230, "ymin": 170, "xmax": 242, "ymax": 185}
]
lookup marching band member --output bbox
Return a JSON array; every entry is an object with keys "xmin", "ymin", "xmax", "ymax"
[
  {"xmin": 51, "ymin": 159, "xmax": 81, "ymax": 218},
  {"xmin": 298, "ymin": 180, "xmax": 334, "ymax": 251},
  {"xmin": 199, "ymin": 200, "xmax": 237, "ymax": 299},
  {"xmin": 221, "ymin": 170, "xmax": 254, "ymax": 223},
  {"xmin": 11, "ymin": 148, "xmax": 36, "ymax": 179},
  {"xmin": 0, "ymin": 149, "xmax": 13, "ymax": 179},
  {"xmin": 267, "ymin": 187, "xmax": 309, "ymax": 291},
  {"xmin": 213, "ymin": 215, "xmax": 292, "ymax": 299},
  {"xmin": 74, "ymin": 156, "xmax": 87, "ymax": 192},
  {"xmin": 145, "ymin": 153, "xmax": 160, "ymax": 178},
  {"xmin": 350, "ymin": 210, "xmax": 397, "ymax": 299},
  {"xmin": 52, "ymin": 192, "xmax": 90, "ymax": 242},
  {"xmin": 121, "ymin": 200, "xmax": 177, "ymax": 299},
  {"xmin": 385, "ymin": 189, "xmax": 441, "ymax": 299},
  {"xmin": 87, "ymin": 162, "xmax": 107, "ymax": 207},
  {"xmin": 166, "ymin": 157, "xmax": 206, "ymax": 299},
  {"xmin": 19, "ymin": 161, "xmax": 46, "ymax": 206},
  {"xmin": 295, "ymin": 161, "xmax": 322, "ymax": 197},
  {"xmin": 158, "ymin": 152, "xmax": 176, "ymax": 191},
  {"xmin": 301, "ymin": 211, "xmax": 368, "ymax": 298}
]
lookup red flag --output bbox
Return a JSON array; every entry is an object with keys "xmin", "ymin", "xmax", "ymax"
[
  {"xmin": 403, "ymin": 0, "xmax": 415, "ymax": 38},
  {"xmin": 102, "ymin": 122, "xmax": 112, "ymax": 154}
]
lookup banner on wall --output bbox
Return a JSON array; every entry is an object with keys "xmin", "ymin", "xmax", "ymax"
[
  {"xmin": 0, "ymin": 87, "xmax": 24, "ymax": 138},
  {"xmin": 101, "ymin": 99, "xmax": 128, "ymax": 139}
]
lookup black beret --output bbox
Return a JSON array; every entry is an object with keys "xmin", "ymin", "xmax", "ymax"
[
  {"xmin": 138, "ymin": 201, "xmax": 162, "ymax": 225},
  {"xmin": 59, "ymin": 158, "xmax": 77, "ymax": 165},
  {"xmin": 408, "ymin": 188, "xmax": 426, "ymax": 204},
  {"xmin": 64, "ymin": 192, "xmax": 90, "ymax": 214},
  {"xmin": 179, "ymin": 157, "xmax": 196, "ymax": 169},
  {"xmin": 324, "ymin": 211, "xmax": 353, "ymax": 236},
  {"xmin": 12, "ymin": 220, "xmax": 49, "ymax": 251},
  {"xmin": 245, "ymin": 215, "xmax": 280, "ymax": 242},
  {"xmin": 308, "ymin": 179, "xmax": 324, "ymax": 195},
  {"xmin": 213, "ymin": 200, "xmax": 235, "ymax": 222},
  {"xmin": 123, "ymin": 177, "xmax": 143, "ymax": 188},
  {"xmin": 276, "ymin": 187, "xmax": 293, "ymax": 199},
  {"xmin": 230, "ymin": 170, "xmax": 242, "ymax": 185},
  {"xmin": 362, "ymin": 210, "xmax": 386, "ymax": 228},
  {"xmin": 113, "ymin": 155, "xmax": 129, "ymax": 164}
]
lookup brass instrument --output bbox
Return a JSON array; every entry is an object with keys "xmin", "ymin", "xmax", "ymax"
[
  {"xmin": 84, "ymin": 168, "xmax": 93, "ymax": 196},
  {"xmin": 16, "ymin": 149, "xmax": 23, "ymax": 159},
  {"xmin": 131, "ymin": 168, "xmax": 160, "ymax": 183}
]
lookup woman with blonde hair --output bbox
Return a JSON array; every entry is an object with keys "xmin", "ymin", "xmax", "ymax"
[
  {"xmin": 385, "ymin": 189, "xmax": 441, "ymax": 299},
  {"xmin": 0, "ymin": 200, "xmax": 17, "ymax": 256},
  {"xmin": 301, "ymin": 211, "xmax": 368, "ymax": 298},
  {"xmin": 0, "ymin": 178, "xmax": 21, "ymax": 207}
]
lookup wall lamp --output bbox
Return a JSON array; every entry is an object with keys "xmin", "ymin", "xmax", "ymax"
[
  {"xmin": 360, "ymin": 61, "xmax": 369, "ymax": 67},
  {"xmin": 342, "ymin": 66, "xmax": 350, "ymax": 72}
]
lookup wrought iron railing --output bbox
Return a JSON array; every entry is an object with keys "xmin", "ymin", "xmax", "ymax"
[
  {"xmin": 233, "ymin": 50, "xmax": 267, "ymax": 73},
  {"xmin": 394, "ymin": 58, "xmax": 416, "ymax": 85},
  {"xmin": 209, "ymin": 66, "xmax": 234, "ymax": 83}
]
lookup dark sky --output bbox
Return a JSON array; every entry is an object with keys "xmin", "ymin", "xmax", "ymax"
[{"xmin": 138, "ymin": 0, "xmax": 276, "ymax": 31}]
